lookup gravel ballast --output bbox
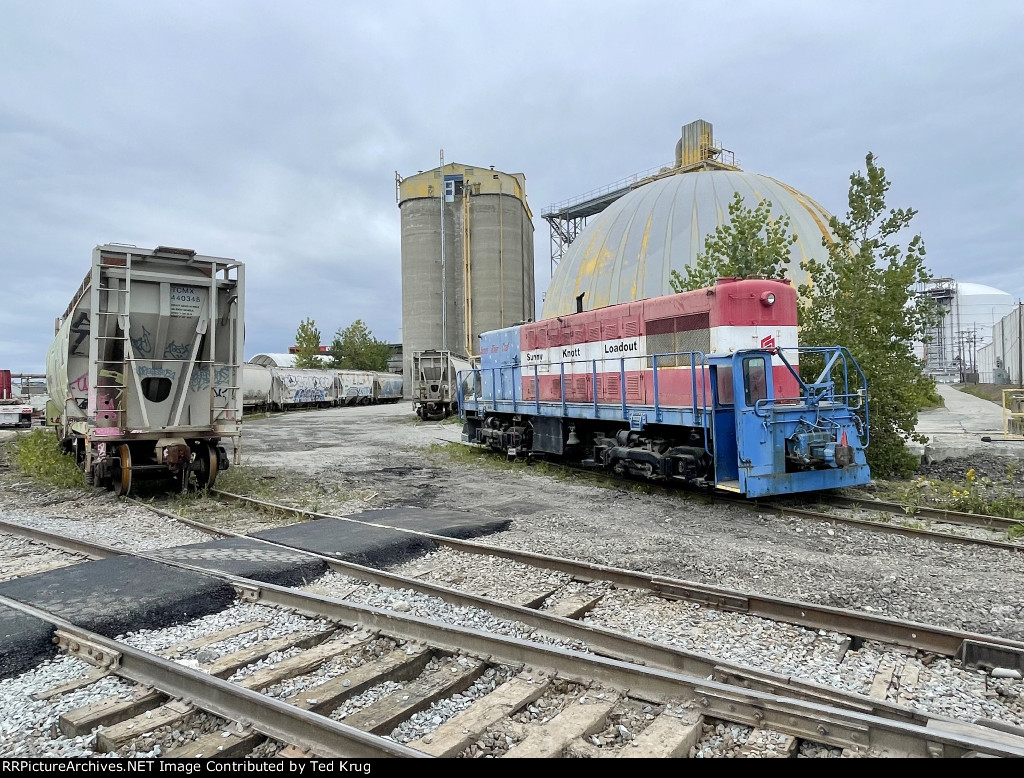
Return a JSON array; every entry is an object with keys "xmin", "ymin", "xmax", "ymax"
[{"xmin": 3, "ymin": 404, "xmax": 1023, "ymax": 757}]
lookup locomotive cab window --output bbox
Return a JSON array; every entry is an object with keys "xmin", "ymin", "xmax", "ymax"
[
  {"xmin": 743, "ymin": 357, "xmax": 768, "ymax": 406},
  {"xmin": 714, "ymin": 365, "xmax": 734, "ymax": 406}
]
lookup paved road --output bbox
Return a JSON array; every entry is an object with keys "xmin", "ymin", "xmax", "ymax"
[{"xmin": 913, "ymin": 384, "xmax": 1024, "ymax": 462}]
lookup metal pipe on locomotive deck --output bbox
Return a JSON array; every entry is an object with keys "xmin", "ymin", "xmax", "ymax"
[
  {"xmin": 653, "ymin": 354, "xmax": 660, "ymax": 422},
  {"xmin": 560, "ymin": 361, "xmax": 567, "ymax": 416},
  {"xmin": 533, "ymin": 364, "xmax": 540, "ymax": 414},
  {"xmin": 620, "ymin": 357, "xmax": 627, "ymax": 419},
  {"xmin": 690, "ymin": 352, "xmax": 698, "ymax": 418}
]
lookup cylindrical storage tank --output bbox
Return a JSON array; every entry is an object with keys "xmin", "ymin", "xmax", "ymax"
[
  {"xmin": 946, "ymin": 282, "xmax": 1014, "ymax": 383},
  {"xmin": 542, "ymin": 169, "xmax": 836, "ymax": 318},
  {"xmin": 398, "ymin": 164, "xmax": 535, "ymax": 395}
]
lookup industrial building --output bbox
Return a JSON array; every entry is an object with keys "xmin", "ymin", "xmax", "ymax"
[
  {"xmin": 978, "ymin": 302, "xmax": 1024, "ymax": 386},
  {"xmin": 540, "ymin": 119, "xmax": 838, "ymax": 318},
  {"xmin": 396, "ymin": 161, "xmax": 535, "ymax": 393},
  {"xmin": 918, "ymin": 280, "xmax": 1015, "ymax": 383}
]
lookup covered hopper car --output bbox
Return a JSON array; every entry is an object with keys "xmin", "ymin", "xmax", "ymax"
[
  {"xmin": 372, "ymin": 371, "xmax": 403, "ymax": 403},
  {"xmin": 459, "ymin": 278, "xmax": 870, "ymax": 498},
  {"xmin": 46, "ymin": 244, "xmax": 244, "ymax": 494},
  {"xmin": 412, "ymin": 350, "xmax": 472, "ymax": 420},
  {"xmin": 241, "ymin": 364, "xmax": 402, "ymax": 411},
  {"xmin": 337, "ymin": 370, "xmax": 375, "ymax": 405}
]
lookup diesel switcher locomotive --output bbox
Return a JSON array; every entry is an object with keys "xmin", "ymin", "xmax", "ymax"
[{"xmin": 459, "ymin": 278, "xmax": 870, "ymax": 498}]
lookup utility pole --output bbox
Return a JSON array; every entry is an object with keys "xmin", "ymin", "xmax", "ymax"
[
  {"xmin": 440, "ymin": 149, "xmax": 447, "ymax": 352},
  {"xmin": 1011, "ymin": 298, "xmax": 1019, "ymax": 386}
]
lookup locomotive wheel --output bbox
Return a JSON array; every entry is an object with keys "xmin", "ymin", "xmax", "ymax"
[
  {"xmin": 192, "ymin": 442, "xmax": 219, "ymax": 490},
  {"xmin": 113, "ymin": 444, "xmax": 133, "ymax": 497}
]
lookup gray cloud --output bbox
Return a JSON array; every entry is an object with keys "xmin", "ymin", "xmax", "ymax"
[{"xmin": 1, "ymin": 0, "xmax": 1021, "ymax": 372}]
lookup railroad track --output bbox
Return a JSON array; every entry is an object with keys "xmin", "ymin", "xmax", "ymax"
[
  {"xmin": 198, "ymin": 490, "xmax": 1024, "ymax": 661},
  {"xmin": 0, "ymin": 533, "xmax": 90, "ymax": 582},
  {"xmin": 817, "ymin": 494, "xmax": 1023, "ymax": 533},
  {"xmin": 2, "ymin": 520, "xmax": 1023, "ymax": 758},
  {"xmin": 464, "ymin": 454, "xmax": 1024, "ymax": 551}
]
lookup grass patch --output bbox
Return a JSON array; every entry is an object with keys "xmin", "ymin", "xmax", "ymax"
[
  {"xmin": 425, "ymin": 441, "xmax": 661, "ymax": 495},
  {"xmin": 187, "ymin": 462, "xmax": 361, "ymax": 516},
  {"xmin": 210, "ymin": 464, "xmax": 284, "ymax": 500},
  {"xmin": 5, "ymin": 428, "xmax": 85, "ymax": 490},
  {"xmin": 954, "ymin": 383, "xmax": 1009, "ymax": 406},
  {"xmin": 884, "ymin": 465, "xmax": 1024, "ymax": 527},
  {"xmin": 426, "ymin": 441, "xmax": 514, "ymax": 470}
]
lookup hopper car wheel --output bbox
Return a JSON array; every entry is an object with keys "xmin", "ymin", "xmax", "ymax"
[
  {"xmin": 192, "ymin": 441, "xmax": 219, "ymax": 490},
  {"xmin": 113, "ymin": 444, "xmax": 132, "ymax": 497}
]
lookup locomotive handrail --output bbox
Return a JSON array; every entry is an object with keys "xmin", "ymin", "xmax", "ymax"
[
  {"xmin": 459, "ymin": 349, "xmax": 713, "ymax": 430},
  {"xmin": 463, "ymin": 348, "xmax": 720, "ymax": 461},
  {"xmin": 765, "ymin": 346, "xmax": 870, "ymax": 447}
]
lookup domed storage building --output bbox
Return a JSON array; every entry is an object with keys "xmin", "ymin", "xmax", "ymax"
[
  {"xmin": 541, "ymin": 120, "xmax": 836, "ymax": 318},
  {"xmin": 919, "ymin": 280, "xmax": 1015, "ymax": 383}
]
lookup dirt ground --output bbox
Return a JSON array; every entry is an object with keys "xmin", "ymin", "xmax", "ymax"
[{"xmin": 219, "ymin": 403, "xmax": 1024, "ymax": 642}]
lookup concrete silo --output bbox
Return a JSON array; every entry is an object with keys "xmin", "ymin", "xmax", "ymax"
[{"xmin": 397, "ymin": 162, "xmax": 535, "ymax": 393}]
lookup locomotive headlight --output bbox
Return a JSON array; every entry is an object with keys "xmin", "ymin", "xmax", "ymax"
[{"xmin": 760, "ymin": 291, "xmax": 776, "ymax": 306}]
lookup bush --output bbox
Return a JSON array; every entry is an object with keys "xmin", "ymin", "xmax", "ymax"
[{"xmin": 6, "ymin": 429, "xmax": 85, "ymax": 489}]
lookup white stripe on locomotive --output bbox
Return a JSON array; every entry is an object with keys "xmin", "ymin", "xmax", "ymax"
[{"xmin": 522, "ymin": 325, "xmax": 798, "ymax": 376}]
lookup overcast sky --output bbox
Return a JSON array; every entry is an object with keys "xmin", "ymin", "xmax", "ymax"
[{"xmin": 2, "ymin": 1, "xmax": 1022, "ymax": 373}]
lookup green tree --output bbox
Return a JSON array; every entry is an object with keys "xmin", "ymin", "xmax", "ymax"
[
  {"xmin": 293, "ymin": 317, "xmax": 324, "ymax": 368},
  {"xmin": 669, "ymin": 191, "xmax": 798, "ymax": 292},
  {"xmin": 798, "ymin": 152, "xmax": 939, "ymax": 478},
  {"xmin": 329, "ymin": 319, "xmax": 392, "ymax": 371}
]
